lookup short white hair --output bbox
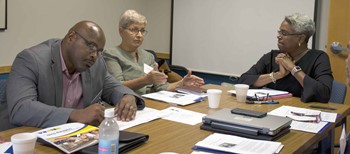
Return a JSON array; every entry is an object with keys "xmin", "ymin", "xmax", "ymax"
[{"xmin": 119, "ymin": 10, "xmax": 147, "ymax": 28}]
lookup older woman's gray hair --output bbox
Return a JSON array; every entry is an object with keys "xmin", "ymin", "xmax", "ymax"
[
  {"xmin": 119, "ymin": 10, "xmax": 147, "ymax": 28},
  {"xmin": 285, "ymin": 13, "xmax": 315, "ymax": 43}
]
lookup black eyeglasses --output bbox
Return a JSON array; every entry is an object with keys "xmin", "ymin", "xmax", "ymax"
[
  {"xmin": 73, "ymin": 31, "xmax": 104, "ymax": 55},
  {"xmin": 277, "ymin": 30, "xmax": 302, "ymax": 37},
  {"xmin": 125, "ymin": 28, "xmax": 148, "ymax": 36}
]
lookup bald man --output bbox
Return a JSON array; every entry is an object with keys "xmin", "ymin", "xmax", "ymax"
[{"xmin": 3, "ymin": 21, "xmax": 144, "ymax": 130}]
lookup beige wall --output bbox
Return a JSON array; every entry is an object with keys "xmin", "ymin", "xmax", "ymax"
[
  {"xmin": 0, "ymin": 0, "xmax": 171, "ymax": 66},
  {"xmin": 0, "ymin": 0, "xmax": 330, "ymax": 68}
]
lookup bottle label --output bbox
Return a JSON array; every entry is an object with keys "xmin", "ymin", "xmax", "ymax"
[{"xmin": 98, "ymin": 139, "xmax": 118, "ymax": 154}]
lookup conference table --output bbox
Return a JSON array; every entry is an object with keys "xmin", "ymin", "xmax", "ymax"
[{"xmin": 1, "ymin": 84, "xmax": 349, "ymax": 154}]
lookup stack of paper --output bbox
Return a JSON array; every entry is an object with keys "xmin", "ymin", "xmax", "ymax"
[
  {"xmin": 193, "ymin": 133, "xmax": 283, "ymax": 154},
  {"xmin": 228, "ymin": 88, "xmax": 292, "ymax": 100},
  {"xmin": 142, "ymin": 91, "xmax": 204, "ymax": 106}
]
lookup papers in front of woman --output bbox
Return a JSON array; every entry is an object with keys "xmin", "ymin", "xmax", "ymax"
[
  {"xmin": 227, "ymin": 88, "xmax": 292, "ymax": 100},
  {"xmin": 193, "ymin": 133, "xmax": 283, "ymax": 154},
  {"xmin": 268, "ymin": 106, "xmax": 337, "ymax": 133},
  {"xmin": 142, "ymin": 91, "xmax": 204, "ymax": 106}
]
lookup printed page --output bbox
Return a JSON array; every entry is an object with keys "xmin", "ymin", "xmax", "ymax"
[
  {"xmin": 290, "ymin": 121, "xmax": 328, "ymax": 133},
  {"xmin": 194, "ymin": 133, "xmax": 282, "ymax": 154},
  {"xmin": 268, "ymin": 106, "xmax": 335, "ymax": 133},
  {"xmin": 160, "ymin": 107, "xmax": 206, "ymax": 125},
  {"xmin": 115, "ymin": 107, "xmax": 162, "ymax": 130}
]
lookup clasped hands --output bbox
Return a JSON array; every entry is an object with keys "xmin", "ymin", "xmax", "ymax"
[
  {"xmin": 69, "ymin": 94, "xmax": 137, "ymax": 126},
  {"xmin": 275, "ymin": 53, "xmax": 296, "ymax": 78}
]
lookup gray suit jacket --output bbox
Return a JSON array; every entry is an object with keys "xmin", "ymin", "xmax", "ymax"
[{"xmin": 4, "ymin": 39, "xmax": 144, "ymax": 129}]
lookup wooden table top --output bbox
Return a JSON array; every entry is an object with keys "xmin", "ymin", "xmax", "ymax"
[{"xmin": 1, "ymin": 84, "xmax": 349, "ymax": 154}]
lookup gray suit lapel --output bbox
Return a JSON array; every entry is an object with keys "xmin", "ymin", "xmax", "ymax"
[
  {"xmin": 51, "ymin": 41, "xmax": 63, "ymax": 107},
  {"xmin": 82, "ymin": 70, "xmax": 93, "ymax": 107}
]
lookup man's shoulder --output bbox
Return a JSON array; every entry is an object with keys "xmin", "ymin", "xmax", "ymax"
[{"xmin": 21, "ymin": 39, "xmax": 61, "ymax": 55}]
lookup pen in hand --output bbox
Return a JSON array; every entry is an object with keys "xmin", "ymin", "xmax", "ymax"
[{"xmin": 90, "ymin": 89, "xmax": 103, "ymax": 105}]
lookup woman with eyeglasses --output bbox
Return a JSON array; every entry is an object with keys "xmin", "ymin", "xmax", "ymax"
[
  {"xmin": 103, "ymin": 10, "xmax": 204, "ymax": 95},
  {"xmin": 238, "ymin": 13, "xmax": 333, "ymax": 103}
]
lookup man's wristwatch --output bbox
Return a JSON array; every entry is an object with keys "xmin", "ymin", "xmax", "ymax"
[{"xmin": 291, "ymin": 66, "xmax": 302, "ymax": 76}]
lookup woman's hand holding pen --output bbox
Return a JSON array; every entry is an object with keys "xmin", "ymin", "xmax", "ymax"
[{"xmin": 114, "ymin": 95, "xmax": 137, "ymax": 122}]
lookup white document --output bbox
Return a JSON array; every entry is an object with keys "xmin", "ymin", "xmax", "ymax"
[
  {"xmin": 143, "ymin": 63, "xmax": 154, "ymax": 74},
  {"xmin": 194, "ymin": 133, "xmax": 283, "ymax": 154},
  {"xmin": 268, "ymin": 106, "xmax": 336, "ymax": 133},
  {"xmin": 290, "ymin": 121, "xmax": 328, "ymax": 133},
  {"xmin": 269, "ymin": 106, "xmax": 337, "ymax": 122},
  {"xmin": 228, "ymin": 88, "xmax": 289, "ymax": 98},
  {"xmin": 115, "ymin": 107, "xmax": 162, "ymax": 130},
  {"xmin": 160, "ymin": 107, "xmax": 206, "ymax": 125},
  {"xmin": 0, "ymin": 142, "xmax": 12, "ymax": 154},
  {"xmin": 142, "ymin": 90, "xmax": 204, "ymax": 106}
]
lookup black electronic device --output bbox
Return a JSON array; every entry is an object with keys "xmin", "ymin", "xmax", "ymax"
[{"xmin": 231, "ymin": 108, "xmax": 267, "ymax": 118}]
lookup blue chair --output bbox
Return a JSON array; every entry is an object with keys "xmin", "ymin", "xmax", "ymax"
[
  {"xmin": 329, "ymin": 80, "xmax": 347, "ymax": 128},
  {"xmin": 327, "ymin": 80, "xmax": 347, "ymax": 153},
  {"xmin": 329, "ymin": 80, "xmax": 347, "ymax": 104},
  {"xmin": 316, "ymin": 80, "xmax": 347, "ymax": 153}
]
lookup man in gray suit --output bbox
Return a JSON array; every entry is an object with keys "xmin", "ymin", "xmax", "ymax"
[{"xmin": 4, "ymin": 21, "xmax": 144, "ymax": 130}]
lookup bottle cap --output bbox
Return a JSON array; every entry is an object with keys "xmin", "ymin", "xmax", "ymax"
[{"xmin": 104, "ymin": 108, "xmax": 115, "ymax": 118}]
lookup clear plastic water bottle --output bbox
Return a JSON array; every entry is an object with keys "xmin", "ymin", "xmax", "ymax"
[{"xmin": 98, "ymin": 109, "xmax": 119, "ymax": 154}]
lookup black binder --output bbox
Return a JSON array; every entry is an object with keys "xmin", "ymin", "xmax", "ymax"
[{"xmin": 80, "ymin": 131, "xmax": 149, "ymax": 154}]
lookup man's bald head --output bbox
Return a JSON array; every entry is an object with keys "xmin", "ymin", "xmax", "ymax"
[{"xmin": 61, "ymin": 21, "xmax": 106, "ymax": 74}]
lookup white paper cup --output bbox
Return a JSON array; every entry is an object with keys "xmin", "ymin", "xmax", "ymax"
[
  {"xmin": 11, "ymin": 132, "xmax": 37, "ymax": 154},
  {"xmin": 234, "ymin": 84, "xmax": 249, "ymax": 103},
  {"xmin": 207, "ymin": 89, "xmax": 222, "ymax": 108}
]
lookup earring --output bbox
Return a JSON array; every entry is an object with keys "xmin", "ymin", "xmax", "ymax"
[{"xmin": 298, "ymin": 42, "xmax": 301, "ymax": 47}]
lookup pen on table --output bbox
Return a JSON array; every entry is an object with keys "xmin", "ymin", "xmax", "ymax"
[
  {"xmin": 194, "ymin": 97, "xmax": 205, "ymax": 102},
  {"xmin": 309, "ymin": 105, "xmax": 336, "ymax": 110},
  {"xmin": 90, "ymin": 89, "xmax": 103, "ymax": 105}
]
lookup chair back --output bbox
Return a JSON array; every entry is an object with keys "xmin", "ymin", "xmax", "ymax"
[
  {"xmin": 0, "ymin": 79, "xmax": 6, "ymax": 104},
  {"xmin": 329, "ymin": 80, "xmax": 347, "ymax": 104}
]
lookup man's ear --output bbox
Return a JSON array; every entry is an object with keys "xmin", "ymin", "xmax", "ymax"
[{"xmin": 67, "ymin": 31, "xmax": 76, "ymax": 41}]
